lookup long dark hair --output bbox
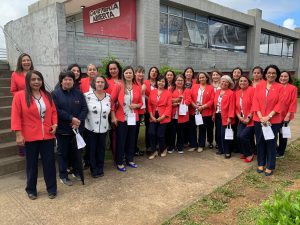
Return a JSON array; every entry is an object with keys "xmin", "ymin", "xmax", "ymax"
[
  {"xmin": 16, "ymin": 53, "xmax": 34, "ymax": 73},
  {"xmin": 105, "ymin": 60, "xmax": 122, "ymax": 79},
  {"xmin": 280, "ymin": 71, "xmax": 293, "ymax": 84},
  {"xmin": 183, "ymin": 67, "xmax": 195, "ymax": 80},
  {"xmin": 164, "ymin": 69, "xmax": 176, "ymax": 89},
  {"xmin": 67, "ymin": 64, "xmax": 82, "ymax": 81},
  {"xmin": 147, "ymin": 66, "xmax": 159, "ymax": 80},
  {"xmin": 25, "ymin": 70, "xmax": 52, "ymax": 108}
]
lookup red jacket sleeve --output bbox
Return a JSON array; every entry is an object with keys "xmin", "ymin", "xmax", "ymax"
[
  {"xmin": 205, "ymin": 86, "xmax": 215, "ymax": 108},
  {"xmin": 51, "ymin": 101, "xmax": 58, "ymax": 125},
  {"xmin": 228, "ymin": 91, "xmax": 235, "ymax": 118},
  {"xmin": 288, "ymin": 85, "xmax": 298, "ymax": 113},
  {"xmin": 162, "ymin": 92, "xmax": 172, "ymax": 118},
  {"xmin": 273, "ymin": 85, "xmax": 283, "ymax": 114},
  {"xmin": 184, "ymin": 89, "xmax": 191, "ymax": 105},
  {"xmin": 11, "ymin": 92, "xmax": 22, "ymax": 131}
]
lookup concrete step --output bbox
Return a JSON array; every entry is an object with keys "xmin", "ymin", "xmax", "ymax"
[
  {"xmin": 0, "ymin": 63, "xmax": 10, "ymax": 71},
  {"xmin": 0, "ymin": 87, "xmax": 10, "ymax": 96},
  {"xmin": 0, "ymin": 155, "xmax": 25, "ymax": 176},
  {"xmin": 0, "ymin": 117, "xmax": 11, "ymax": 130},
  {"xmin": 0, "ymin": 70, "xmax": 12, "ymax": 78},
  {"xmin": 0, "ymin": 129, "xmax": 15, "ymax": 143},
  {"xmin": 0, "ymin": 142, "xmax": 18, "ymax": 158},
  {"xmin": 0, "ymin": 78, "xmax": 10, "ymax": 87},
  {"xmin": 0, "ymin": 96, "xmax": 13, "ymax": 107},
  {"xmin": 0, "ymin": 106, "xmax": 11, "ymax": 118}
]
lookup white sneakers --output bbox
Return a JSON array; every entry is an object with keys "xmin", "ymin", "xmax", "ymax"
[{"xmin": 187, "ymin": 148, "xmax": 196, "ymax": 152}]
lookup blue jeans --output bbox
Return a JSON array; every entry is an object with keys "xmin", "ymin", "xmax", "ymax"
[
  {"xmin": 254, "ymin": 122, "xmax": 281, "ymax": 170},
  {"xmin": 25, "ymin": 139, "xmax": 56, "ymax": 195}
]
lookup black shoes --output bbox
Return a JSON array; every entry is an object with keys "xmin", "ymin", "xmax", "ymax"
[
  {"xmin": 48, "ymin": 193, "xmax": 57, "ymax": 199},
  {"xmin": 27, "ymin": 193, "xmax": 37, "ymax": 200}
]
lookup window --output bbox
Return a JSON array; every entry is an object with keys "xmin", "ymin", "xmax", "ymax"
[
  {"xmin": 260, "ymin": 32, "xmax": 294, "ymax": 57},
  {"xmin": 208, "ymin": 19, "xmax": 247, "ymax": 52},
  {"xmin": 169, "ymin": 15, "xmax": 183, "ymax": 45},
  {"xmin": 160, "ymin": 13, "xmax": 168, "ymax": 44},
  {"xmin": 184, "ymin": 20, "xmax": 208, "ymax": 47}
]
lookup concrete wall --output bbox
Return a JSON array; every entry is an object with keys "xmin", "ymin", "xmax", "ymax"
[
  {"xmin": 160, "ymin": 45, "xmax": 247, "ymax": 72},
  {"xmin": 258, "ymin": 55, "xmax": 294, "ymax": 71},
  {"xmin": 66, "ymin": 32, "xmax": 137, "ymax": 69},
  {"xmin": 4, "ymin": 3, "xmax": 67, "ymax": 89}
]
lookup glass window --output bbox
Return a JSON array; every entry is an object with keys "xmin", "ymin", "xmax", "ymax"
[
  {"xmin": 268, "ymin": 35, "xmax": 282, "ymax": 56},
  {"xmin": 169, "ymin": 15, "xmax": 183, "ymax": 45},
  {"xmin": 169, "ymin": 7, "xmax": 182, "ymax": 17},
  {"xmin": 160, "ymin": 13, "xmax": 168, "ymax": 44},
  {"xmin": 208, "ymin": 20, "xmax": 247, "ymax": 52},
  {"xmin": 184, "ymin": 19, "xmax": 208, "ymax": 47},
  {"xmin": 282, "ymin": 38, "xmax": 294, "ymax": 57},
  {"xmin": 260, "ymin": 33, "xmax": 269, "ymax": 54},
  {"xmin": 196, "ymin": 14, "xmax": 208, "ymax": 23},
  {"xmin": 160, "ymin": 4, "xmax": 168, "ymax": 13},
  {"xmin": 184, "ymin": 11, "xmax": 196, "ymax": 20}
]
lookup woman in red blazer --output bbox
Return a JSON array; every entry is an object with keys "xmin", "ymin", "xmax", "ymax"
[
  {"xmin": 10, "ymin": 53, "xmax": 34, "ymax": 96},
  {"xmin": 235, "ymin": 76, "xmax": 255, "ymax": 162},
  {"xmin": 11, "ymin": 70, "xmax": 57, "ymax": 200},
  {"xmin": 147, "ymin": 75, "xmax": 172, "ymax": 159},
  {"xmin": 134, "ymin": 66, "xmax": 146, "ymax": 156},
  {"xmin": 143, "ymin": 66, "xmax": 159, "ymax": 152},
  {"xmin": 251, "ymin": 66, "xmax": 264, "ymax": 88},
  {"xmin": 169, "ymin": 74, "xmax": 191, "ymax": 154},
  {"xmin": 190, "ymin": 72, "xmax": 215, "ymax": 152},
  {"xmin": 213, "ymin": 75, "xmax": 235, "ymax": 158},
  {"xmin": 252, "ymin": 65, "xmax": 283, "ymax": 176},
  {"xmin": 80, "ymin": 64, "xmax": 98, "ymax": 93},
  {"xmin": 277, "ymin": 71, "xmax": 298, "ymax": 157},
  {"xmin": 111, "ymin": 66, "xmax": 143, "ymax": 172}
]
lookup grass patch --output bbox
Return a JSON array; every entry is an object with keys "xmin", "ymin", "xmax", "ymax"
[
  {"xmin": 242, "ymin": 172, "xmax": 268, "ymax": 188},
  {"xmin": 237, "ymin": 206, "xmax": 262, "ymax": 225}
]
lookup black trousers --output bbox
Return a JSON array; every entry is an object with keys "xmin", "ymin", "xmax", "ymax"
[{"xmin": 25, "ymin": 139, "xmax": 57, "ymax": 195}]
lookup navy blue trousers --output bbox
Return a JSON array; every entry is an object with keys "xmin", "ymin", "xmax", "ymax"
[
  {"xmin": 254, "ymin": 122, "xmax": 281, "ymax": 170},
  {"xmin": 85, "ymin": 129, "xmax": 106, "ymax": 176},
  {"xmin": 237, "ymin": 123, "xmax": 255, "ymax": 157},
  {"xmin": 149, "ymin": 121, "xmax": 167, "ymax": 153},
  {"xmin": 215, "ymin": 113, "xmax": 232, "ymax": 154},
  {"xmin": 25, "ymin": 139, "xmax": 57, "ymax": 195},
  {"xmin": 116, "ymin": 121, "xmax": 137, "ymax": 165},
  {"xmin": 56, "ymin": 134, "xmax": 82, "ymax": 179},
  {"xmin": 277, "ymin": 122, "xmax": 288, "ymax": 156},
  {"xmin": 189, "ymin": 115, "xmax": 213, "ymax": 148},
  {"xmin": 170, "ymin": 119, "xmax": 186, "ymax": 151}
]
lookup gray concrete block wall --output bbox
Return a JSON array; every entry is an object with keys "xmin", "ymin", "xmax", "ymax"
[
  {"xmin": 66, "ymin": 33, "xmax": 137, "ymax": 70},
  {"xmin": 258, "ymin": 55, "xmax": 294, "ymax": 71},
  {"xmin": 160, "ymin": 45, "xmax": 247, "ymax": 72},
  {"xmin": 4, "ymin": 3, "xmax": 67, "ymax": 89}
]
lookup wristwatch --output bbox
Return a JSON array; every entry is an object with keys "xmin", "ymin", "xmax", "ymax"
[{"xmin": 268, "ymin": 114, "xmax": 273, "ymax": 119}]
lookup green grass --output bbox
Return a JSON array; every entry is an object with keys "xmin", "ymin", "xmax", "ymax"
[{"xmin": 242, "ymin": 172, "xmax": 269, "ymax": 189}]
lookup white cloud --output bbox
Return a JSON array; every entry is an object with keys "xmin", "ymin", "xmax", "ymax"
[{"xmin": 283, "ymin": 18, "xmax": 296, "ymax": 30}]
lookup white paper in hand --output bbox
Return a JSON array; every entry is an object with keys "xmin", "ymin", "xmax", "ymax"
[
  {"xmin": 195, "ymin": 113, "xmax": 203, "ymax": 125},
  {"xmin": 127, "ymin": 112, "xmax": 136, "ymax": 125},
  {"xmin": 282, "ymin": 126, "xmax": 291, "ymax": 139},
  {"xmin": 179, "ymin": 103, "xmax": 187, "ymax": 115},
  {"xmin": 225, "ymin": 125, "xmax": 234, "ymax": 140},
  {"xmin": 262, "ymin": 125, "xmax": 274, "ymax": 140},
  {"xmin": 73, "ymin": 129, "xmax": 86, "ymax": 149}
]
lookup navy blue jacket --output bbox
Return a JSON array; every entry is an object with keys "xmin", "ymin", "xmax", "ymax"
[{"xmin": 52, "ymin": 87, "xmax": 88, "ymax": 134}]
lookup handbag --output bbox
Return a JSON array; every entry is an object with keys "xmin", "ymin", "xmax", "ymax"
[
  {"xmin": 225, "ymin": 124, "xmax": 234, "ymax": 140},
  {"xmin": 72, "ymin": 129, "xmax": 86, "ymax": 149},
  {"xmin": 261, "ymin": 124, "xmax": 274, "ymax": 140},
  {"xmin": 195, "ymin": 112, "xmax": 204, "ymax": 125},
  {"xmin": 282, "ymin": 124, "xmax": 291, "ymax": 139}
]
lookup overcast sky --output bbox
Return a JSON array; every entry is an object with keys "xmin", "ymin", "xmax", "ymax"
[{"xmin": 0, "ymin": 0, "xmax": 299, "ymax": 49}]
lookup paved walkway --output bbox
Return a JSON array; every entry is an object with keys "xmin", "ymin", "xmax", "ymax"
[{"xmin": 1, "ymin": 104, "xmax": 299, "ymax": 225}]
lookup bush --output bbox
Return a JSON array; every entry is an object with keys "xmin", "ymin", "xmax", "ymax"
[
  {"xmin": 159, "ymin": 65, "xmax": 182, "ymax": 76},
  {"xmin": 257, "ymin": 190, "xmax": 300, "ymax": 225},
  {"xmin": 98, "ymin": 55, "xmax": 124, "ymax": 77},
  {"xmin": 293, "ymin": 77, "xmax": 300, "ymax": 97}
]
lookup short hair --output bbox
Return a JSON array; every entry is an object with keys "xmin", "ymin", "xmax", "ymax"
[
  {"xmin": 263, "ymin": 64, "xmax": 280, "ymax": 82},
  {"xmin": 280, "ymin": 71, "xmax": 293, "ymax": 84},
  {"xmin": 90, "ymin": 75, "xmax": 108, "ymax": 90},
  {"xmin": 147, "ymin": 66, "xmax": 159, "ymax": 80},
  {"xmin": 157, "ymin": 75, "xmax": 168, "ymax": 89},
  {"xmin": 237, "ymin": 75, "xmax": 252, "ymax": 89},
  {"xmin": 196, "ymin": 72, "xmax": 211, "ymax": 84},
  {"xmin": 105, "ymin": 60, "xmax": 122, "ymax": 79},
  {"xmin": 59, "ymin": 71, "xmax": 75, "ymax": 84},
  {"xmin": 221, "ymin": 75, "xmax": 234, "ymax": 89},
  {"xmin": 16, "ymin": 53, "xmax": 34, "ymax": 73},
  {"xmin": 134, "ymin": 65, "xmax": 145, "ymax": 74}
]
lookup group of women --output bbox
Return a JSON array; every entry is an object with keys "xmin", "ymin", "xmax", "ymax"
[{"xmin": 10, "ymin": 53, "xmax": 297, "ymax": 200}]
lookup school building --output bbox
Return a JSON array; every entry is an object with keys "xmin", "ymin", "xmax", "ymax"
[{"xmin": 4, "ymin": 0, "xmax": 300, "ymax": 88}]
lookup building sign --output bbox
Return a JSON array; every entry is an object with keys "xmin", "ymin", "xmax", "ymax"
[{"xmin": 89, "ymin": 2, "xmax": 120, "ymax": 24}]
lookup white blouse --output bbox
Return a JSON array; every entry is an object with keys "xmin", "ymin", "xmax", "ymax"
[
  {"xmin": 33, "ymin": 96, "xmax": 46, "ymax": 122},
  {"xmin": 84, "ymin": 91, "xmax": 111, "ymax": 133}
]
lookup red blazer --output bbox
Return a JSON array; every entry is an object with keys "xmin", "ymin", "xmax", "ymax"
[
  {"xmin": 105, "ymin": 78, "xmax": 121, "ymax": 95},
  {"xmin": 144, "ymin": 79, "xmax": 156, "ymax": 97},
  {"xmin": 280, "ymin": 83, "xmax": 298, "ymax": 121},
  {"xmin": 10, "ymin": 71, "xmax": 26, "ymax": 96},
  {"xmin": 171, "ymin": 88, "xmax": 191, "ymax": 123},
  {"xmin": 148, "ymin": 89, "xmax": 172, "ymax": 124},
  {"xmin": 252, "ymin": 81, "xmax": 283, "ymax": 124},
  {"xmin": 214, "ymin": 89, "xmax": 235, "ymax": 126},
  {"xmin": 235, "ymin": 86, "xmax": 254, "ymax": 127},
  {"xmin": 190, "ymin": 84, "xmax": 215, "ymax": 116},
  {"xmin": 111, "ymin": 83, "xmax": 142, "ymax": 122},
  {"xmin": 79, "ymin": 77, "xmax": 91, "ymax": 93},
  {"xmin": 11, "ymin": 90, "xmax": 57, "ymax": 142},
  {"xmin": 137, "ymin": 81, "xmax": 146, "ymax": 115}
]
